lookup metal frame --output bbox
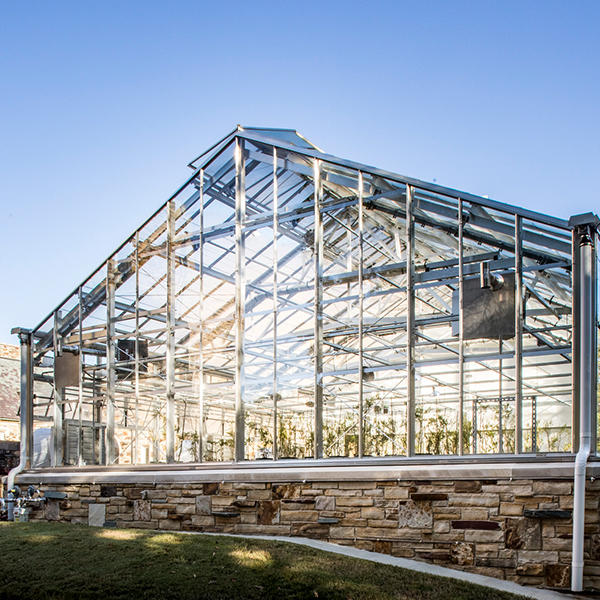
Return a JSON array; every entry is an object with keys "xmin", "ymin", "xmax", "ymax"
[{"xmin": 18, "ymin": 127, "xmax": 596, "ymax": 468}]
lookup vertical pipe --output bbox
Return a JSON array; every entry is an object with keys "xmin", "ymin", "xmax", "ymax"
[
  {"xmin": 313, "ymin": 158, "xmax": 324, "ymax": 459},
  {"xmin": 6, "ymin": 328, "xmax": 33, "ymax": 497},
  {"xmin": 514, "ymin": 215, "xmax": 523, "ymax": 454},
  {"xmin": 166, "ymin": 200, "xmax": 176, "ymax": 463},
  {"xmin": 358, "ymin": 171, "xmax": 365, "ymax": 458},
  {"xmin": 272, "ymin": 150, "xmax": 279, "ymax": 460},
  {"xmin": 571, "ymin": 226, "xmax": 596, "ymax": 592},
  {"xmin": 106, "ymin": 260, "xmax": 116, "ymax": 465},
  {"xmin": 458, "ymin": 198, "xmax": 465, "ymax": 455},
  {"xmin": 406, "ymin": 185, "xmax": 415, "ymax": 456},
  {"xmin": 234, "ymin": 137, "xmax": 246, "ymax": 462},
  {"xmin": 134, "ymin": 232, "xmax": 140, "ymax": 464},
  {"xmin": 197, "ymin": 171, "xmax": 205, "ymax": 462}
]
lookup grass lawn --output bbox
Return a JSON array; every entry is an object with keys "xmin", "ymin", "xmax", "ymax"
[{"xmin": 0, "ymin": 522, "xmax": 528, "ymax": 600}]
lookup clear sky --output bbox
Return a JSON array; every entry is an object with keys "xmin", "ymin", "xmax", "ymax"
[{"xmin": 0, "ymin": 1, "xmax": 598, "ymax": 346}]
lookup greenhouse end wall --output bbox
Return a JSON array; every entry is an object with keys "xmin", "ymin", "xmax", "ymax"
[{"xmin": 17, "ymin": 128, "xmax": 596, "ymax": 469}]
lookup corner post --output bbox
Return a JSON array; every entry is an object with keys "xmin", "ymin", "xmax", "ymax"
[{"xmin": 16, "ymin": 329, "xmax": 33, "ymax": 469}]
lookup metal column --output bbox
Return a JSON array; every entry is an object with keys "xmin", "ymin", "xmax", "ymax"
[
  {"xmin": 106, "ymin": 260, "xmax": 117, "ymax": 465},
  {"xmin": 52, "ymin": 311, "xmax": 64, "ymax": 467},
  {"xmin": 197, "ymin": 171, "xmax": 205, "ymax": 462},
  {"xmin": 133, "ymin": 232, "xmax": 140, "ymax": 464},
  {"xmin": 358, "ymin": 171, "xmax": 365, "ymax": 458},
  {"xmin": 14, "ymin": 329, "xmax": 33, "ymax": 469},
  {"xmin": 458, "ymin": 198, "xmax": 465, "ymax": 455},
  {"xmin": 77, "ymin": 286, "xmax": 84, "ymax": 465},
  {"xmin": 234, "ymin": 137, "xmax": 246, "ymax": 462},
  {"xmin": 514, "ymin": 215, "xmax": 523, "ymax": 454},
  {"xmin": 166, "ymin": 200, "xmax": 176, "ymax": 463},
  {"xmin": 313, "ymin": 159, "xmax": 324, "ymax": 459},
  {"xmin": 406, "ymin": 185, "xmax": 416, "ymax": 456},
  {"xmin": 272, "ymin": 150, "xmax": 279, "ymax": 460}
]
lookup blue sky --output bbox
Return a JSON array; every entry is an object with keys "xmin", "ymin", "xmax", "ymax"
[{"xmin": 0, "ymin": 1, "xmax": 598, "ymax": 345}]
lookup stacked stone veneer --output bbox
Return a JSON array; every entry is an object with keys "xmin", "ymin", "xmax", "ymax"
[{"xmin": 29, "ymin": 477, "xmax": 600, "ymax": 590}]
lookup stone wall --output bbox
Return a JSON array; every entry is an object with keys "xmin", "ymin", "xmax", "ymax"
[{"xmin": 26, "ymin": 476, "xmax": 600, "ymax": 591}]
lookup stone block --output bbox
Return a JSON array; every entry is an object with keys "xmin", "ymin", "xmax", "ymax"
[
  {"xmin": 336, "ymin": 497, "xmax": 373, "ymax": 507},
  {"xmin": 451, "ymin": 520, "xmax": 500, "ymax": 530},
  {"xmin": 410, "ymin": 493, "xmax": 448, "ymax": 501},
  {"xmin": 434, "ymin": 521, "xmax": 450, "ymax": 534},
  {"xmin": 100, "ymin": 485, "xmax": 117, "ymax": 498},
  {"xmin": 195, "ymin": 495, "xmax": 211, "ymax": 515},
  {"xmin": 454, "ymin": 481, "xmax": 482, "ymax": 493},
  {"xmin": 545, "ymin": 564, "xmax": 570, "ymax": 588},
  {"xmin": 398, "ymin": 500, "xmax": 432, "ymax": 529},
  {"xmin": 176, "ymin": 504, "xmax": 195, "ymax": 515},
  {"xmin": 464, "ymin": 529, "xmax": 503, "ymax": 542},
  {"xmin": 329, "ymin": 526, "xmax": 354, "ymax": 539},
  {"xmin": 133, "ymin": 499, "xmax": 151, "ymax": 521},
  {"xmin": 203, "ymin": 483, "xmax": 219, "ymax": 495},
  {"xmin": 88, "ymin": 503, "xmax": 106, "ymax": 527},
  {"xmin": 280, "ymin": 510, "xmax": 317, "ymax": 522},
  {"xmin": 45, "ymin": 501, "xmax": 59, "ymax": 521},
  {"xmin": 315, "ymin": 496, "xmax": 335, "ymax": 511},
  {"xmin": 272, "ymin": 484, "xmax": 302, "ymax": 499},
  {"xmin": 500, "ymin": 503, "xmax": 523, "ymax": 516},
  {"xmin": 257, "ymin": 500, "xmax": 278, "ymax": 525},
  {"xmin": 240, "ymin": 512, "xmax": 257, "ymax": 524},
  {"xmin": 361, "ymin": 507, "xmax": 385, "ymax": 520},
  {"xmin": 450, "ymin": 542, "xmax": 474, "ymax": 565},
  {"xmin": 383, "ymin": 487, "xmax": 409, "ymax": 499},
  {"xmin": 532, "ymin": 481, "xmax": 572, "ymax": 496},
  {"xmin": 191, "ymin": 515, "xmax": 215, "ymax": 527},
  {"xmin": 505, "ymin": 518, "xmax": 541, "ymax": 550},
  {"xmin": 247, "ymin": 490, "xmax": 271, "ymax": 500},
  {"xmin": 159, "ymin": 518, "xmax": 181, "ymax": 531},
  {"xmin": 448, "ymin": 493, "xmax": 499, "ymax": 507},
  {"xmin": 517, "ymin": 550, "xmax": 558, "ymax": 565},
  {"xmin": 292, "ymin": 523, "xmax": 329, "ymax": 538}
]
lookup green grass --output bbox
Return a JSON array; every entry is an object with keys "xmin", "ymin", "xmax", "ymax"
[{"xmin": 0, "ymin": 522, "xmax": 527, "ymax": 600}]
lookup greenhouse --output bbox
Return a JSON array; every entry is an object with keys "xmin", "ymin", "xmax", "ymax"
[
  {"xmin": 9, "ymin": 126, "xmax": 600, "ymax": 592},
  {"xmin": 12, "ymin": 126, "xmax": 598, "ymax": 468}
]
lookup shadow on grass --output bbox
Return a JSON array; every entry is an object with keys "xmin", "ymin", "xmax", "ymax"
[{"xmin": 0, "ymin": 523, "xmax": 528, "ymax": 600}]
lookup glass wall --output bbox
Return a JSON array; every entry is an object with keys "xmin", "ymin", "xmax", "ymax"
[{"xmin": 25, "ymin": 130, "xmax": 591, "ymax": 466}]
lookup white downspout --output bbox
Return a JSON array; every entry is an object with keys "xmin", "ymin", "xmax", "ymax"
[
  {"xmin": 571, "ymin": 230, "xmax": 594, "ymax": 592},
  {"xmin": 5, "ymin": 330, "xmax": 32, "ymax": 506}
]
